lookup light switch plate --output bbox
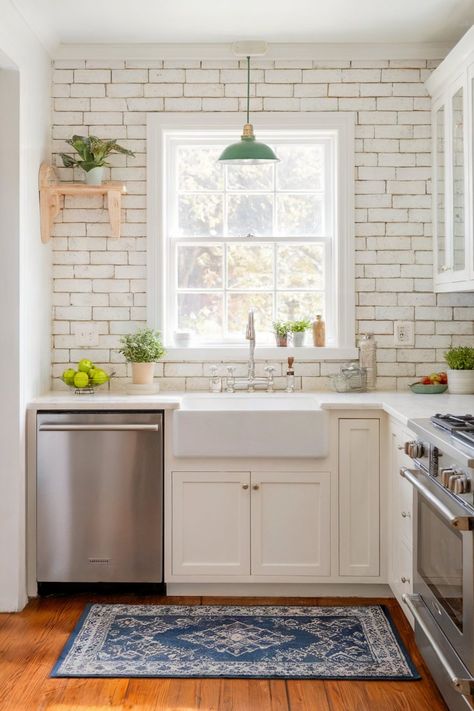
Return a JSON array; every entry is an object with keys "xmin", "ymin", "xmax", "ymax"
[
  {"xmin": 394, "ymin": 321, "xmax": 415, "ymax": 347},
  {"xmin": 74, "ymin": 324, "xmax": 99, "ymax": 347}
]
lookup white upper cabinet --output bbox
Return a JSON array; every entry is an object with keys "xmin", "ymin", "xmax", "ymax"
[{"xmin": 427, "ymin": 27, "xmax": 474, "ymax": 291}]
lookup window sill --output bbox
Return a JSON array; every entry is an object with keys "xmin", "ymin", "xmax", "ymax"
[{"xmin": 162, "ymin": 346, "xmax": 359, "ymax": 362}]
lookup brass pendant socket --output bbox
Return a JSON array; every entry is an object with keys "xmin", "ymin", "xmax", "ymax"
[{"xmin": 241, "ymin": 123, "xmax": 255, "ymax": 139}]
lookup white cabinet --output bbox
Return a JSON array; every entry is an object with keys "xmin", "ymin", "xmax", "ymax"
[
  {"xmin": 171, "ymin": 470, "xmax": 331, "ymax": 579},
  {"xmin": 171, "ymin": 471, "xmax": 250, "ymax": 576},
  {"xmin": 251, "ymin": 472, "xmax": 331, "ymax": 577},
  {"xmin": 427, "ymin": 27, "xmax": 474, "ymax": 291},
  {"xmin": 338, "ymin": 419, "xmax": 380, "ymax": 577},
  {"xmin": 388, "ymin": 424, "xmax": 414, "ymax": 626}
]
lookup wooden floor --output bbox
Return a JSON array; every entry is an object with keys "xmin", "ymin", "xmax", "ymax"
[{"xmin": 0, "ymin": 594, "xmax": 448, "ymax": 711}]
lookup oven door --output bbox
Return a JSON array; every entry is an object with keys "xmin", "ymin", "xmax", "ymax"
[{"xmin": 401, "ymin": 467, "xmax": 474, "ymax": 671}]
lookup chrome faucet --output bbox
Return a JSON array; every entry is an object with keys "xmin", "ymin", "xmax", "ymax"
[
  {"xmin": 246, "ymin": 309, "xmax": 256, "ymax": 383},
  {"xmin": 224, "ymin": 310, "xmax": 275, "ymax": 392}
]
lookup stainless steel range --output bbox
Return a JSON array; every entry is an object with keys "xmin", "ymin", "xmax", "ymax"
[{"xmin": 401, "ymin": 414, "xmax": 474, "ymax": 711}]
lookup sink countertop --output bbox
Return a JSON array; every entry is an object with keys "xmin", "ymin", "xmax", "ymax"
[{"xmin": 28, "ymin": 390, "xmax": 474, "ymax": 426}]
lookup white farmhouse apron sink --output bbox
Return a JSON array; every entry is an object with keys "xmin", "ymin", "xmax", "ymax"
[{"xmin": 173, "ymin": 393, "xmax": 328, "ymax": 458}]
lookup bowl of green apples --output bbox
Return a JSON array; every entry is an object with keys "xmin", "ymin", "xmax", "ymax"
[{"xmin": 62, "ymin": 359, "xmax": 113, "ymax": 394}]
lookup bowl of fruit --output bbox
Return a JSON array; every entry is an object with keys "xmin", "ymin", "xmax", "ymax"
[
  {"xmin": 409, "ymin": 372, "xmax": 448, "ymax": 394},
  {"xmin": 62, "ymin": 359, "xmax": 113, "ymax": 394}
]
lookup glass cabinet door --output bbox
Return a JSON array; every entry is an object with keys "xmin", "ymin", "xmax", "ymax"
[
  {"xmin": 452, "ymin": 86, "xmax": 465, "ymax": 273},
  {"xmin": 435, "ymin": 105, "xmax": 446, "ymax": 275}
]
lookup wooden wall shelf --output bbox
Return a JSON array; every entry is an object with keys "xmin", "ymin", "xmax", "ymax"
[{"xmin": 39, "ymin": 162, "xmax": 127, "ymax": 243}]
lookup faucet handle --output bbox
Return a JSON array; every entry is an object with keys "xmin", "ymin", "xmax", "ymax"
[
  {"xmin": 226, "ymin": 366, "xmax": 235, "ymax": 393},
  {"xmin": 264, "ymin": 365, "xmax": 275, "ymax": 392}
]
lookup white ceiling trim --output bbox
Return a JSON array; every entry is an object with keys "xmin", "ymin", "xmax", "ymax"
[{"xmin": 54, "ymin": 41, "xmax": 453, "ymax": 62}]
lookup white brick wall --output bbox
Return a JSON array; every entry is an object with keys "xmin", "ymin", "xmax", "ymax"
[{"xmin": 50, "ymin": 56, "xmax": 474, "ymax": 392}]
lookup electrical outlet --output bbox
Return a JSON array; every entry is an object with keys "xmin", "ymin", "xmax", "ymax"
[
  {"xmin": 74, "ymin": 324, "xmax": 99, "ymax": 347},
  {"xmin": 394, "ymin": 321, "xmax": 415, "ymax": 347}
]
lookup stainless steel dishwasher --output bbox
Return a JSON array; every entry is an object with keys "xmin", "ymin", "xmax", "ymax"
[{"xmin": 37, "ymin": 411, "xmax": 163, "ymax": 584}]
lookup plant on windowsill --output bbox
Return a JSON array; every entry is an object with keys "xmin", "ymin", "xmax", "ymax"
[
  {"xmin": 118, "ymin": 328, "xmax": 166, "ymax": 385},
  {"xmin": 60, "ymin": 135, "xmax": 135, "ymax": 185},
  {"xmin": 289, "ymin": 319, "xmax": 311, "ymax": 347},
  {"xmin": 273, "ymin": 320, "xmax": 291, "ymax": 347},
  {"xmin": 444, "ymin": 346, "xmax": 474, "ymax": 394}
]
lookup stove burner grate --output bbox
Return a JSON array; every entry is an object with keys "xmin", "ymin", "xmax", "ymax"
[{"xmin": 431, "ymin": 413, "xmax": 474, "ymax": 433}]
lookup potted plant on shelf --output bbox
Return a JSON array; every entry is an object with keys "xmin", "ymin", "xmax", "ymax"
[
  {"xmin": 273, "ymin": 320, "xmax": 291, "ymax": 347},
  {"xmin": 290, "ymin": 319, "xmax": 311, "ymax": 347},
  {"xmin": 60, "ymin": 135, "xmax": 135, "ymax": 185},
  {"xmin": 118, "ymin": 328, "xmax": 166, "ymax": 385},
  {"xmin": 444, "ymin": 346, "xmax": 474, "ymax": 394}
]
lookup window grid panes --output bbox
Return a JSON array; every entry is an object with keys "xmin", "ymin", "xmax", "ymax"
[{"xmin": 166, "ymin": 134, "xmax": 334, "ymax": 346}]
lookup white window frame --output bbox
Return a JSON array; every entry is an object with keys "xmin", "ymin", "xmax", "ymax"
[{"xmin": 148, "ymin": 112, "xmax": 356, "ymax": 361}]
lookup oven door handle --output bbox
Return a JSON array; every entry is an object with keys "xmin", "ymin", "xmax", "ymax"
[
  {"xmin": 403, "ymin": 594, "xmax": 474, "ymax": 697},
  {"xmin": 400, "ymin": 467, "xmax": 474, "ymax": 531}
]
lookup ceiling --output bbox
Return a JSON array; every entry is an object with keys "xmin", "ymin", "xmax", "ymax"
[{"xmin": 12, "ymin": 0, "xmax": 474, "ymax": 50}]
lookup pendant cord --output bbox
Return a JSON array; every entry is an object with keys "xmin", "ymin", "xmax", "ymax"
[{"xmin": 246, "ymin": 55, "xmax": 250, "ymax": 125}]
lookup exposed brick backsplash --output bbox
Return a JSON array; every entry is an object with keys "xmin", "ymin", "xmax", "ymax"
[{"xmin": 50, "ymin": 56, "xmax": 474, "ymax": 392}]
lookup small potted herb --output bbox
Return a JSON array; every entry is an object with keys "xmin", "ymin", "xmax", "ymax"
[
  {"xmin": 273, "ymin": 320, "xmax": 291, "ymax": 347},
  {"xmin": 290, "ymin": 319, "xmax": 311, "ymax": 347},
  {"xmin": 60, "ymin": 135, "xmax": 135, "ymax": 185},
  {"xmin": 444, "ymin": 346, "xmax": 474, "ymax": 394},
  {"xmin": 118, "ymin": 328, "xmax": 166, "ymax": 385}
]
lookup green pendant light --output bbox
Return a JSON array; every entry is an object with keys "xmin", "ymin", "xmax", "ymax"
[{"xmin": 218, "ymin": 56, "xmax": 279, "ymax": 165}]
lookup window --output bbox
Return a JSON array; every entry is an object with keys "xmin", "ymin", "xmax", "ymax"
[{"xmin": 148, "ymin": 113, "xmax": 355, "ymax": 354}]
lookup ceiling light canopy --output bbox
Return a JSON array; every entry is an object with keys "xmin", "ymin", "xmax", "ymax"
[{"xmin": 218, "ymin": 54, "xmax": 279, "ymax": 165}]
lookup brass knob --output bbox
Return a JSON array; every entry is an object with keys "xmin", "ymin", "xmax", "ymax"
[
  {"xmin": 252, "ymin": 484, "xmax": 260, "ymax": 490},
  {"xmin": 242, "ymin": 484, "xmax": 249, "ymax": 490}
]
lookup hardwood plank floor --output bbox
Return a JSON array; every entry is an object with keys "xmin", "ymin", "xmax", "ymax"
[{"xmin": 0, "ymin": 595, "xmax": 448, "ymax": 711}]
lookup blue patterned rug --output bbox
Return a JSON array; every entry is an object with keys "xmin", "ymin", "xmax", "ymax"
[{"xmin": 52, "ymin": 604, "xmax": 420, "ymax": 680}]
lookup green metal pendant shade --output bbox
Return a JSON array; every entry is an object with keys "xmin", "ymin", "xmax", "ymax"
[
  {"xmin": 218, "ymin": 56, "xmax": 279, "ymax": 165},
  {"xmin": 218, "ymin": 134, "xmax": 280, "ymax": 164}
]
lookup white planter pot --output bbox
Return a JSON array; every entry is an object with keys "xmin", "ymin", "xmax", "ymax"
[
  {"xmin": 292, "ymin": 332, "xmax": 306, "ymax": 347},
  {"xmin": 84, "ymin": 166, "xmax": 104, "ymax": 185},
  {"xmin": 131, "ymin": 362, "xmax": 155, "ymax": 385},
  {"xmin": 447, "ymin": 368, "xmax": 474, "ymax": 394}
]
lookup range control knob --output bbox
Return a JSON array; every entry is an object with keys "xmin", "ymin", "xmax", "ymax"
[
  {"xmin": 440, "ymin": 468, "xmax": 455, "ymax": 487},
  {"xmin": 405, "ymin": 441, "xmax": 424, "ymax": 459}
]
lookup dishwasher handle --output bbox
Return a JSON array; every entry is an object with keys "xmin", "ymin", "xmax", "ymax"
[{"xmin": 38, "ymin": 423, "xmax": 160, "ymax": 432}]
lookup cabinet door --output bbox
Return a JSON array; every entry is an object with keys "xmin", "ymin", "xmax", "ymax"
[
  {"xmin": 339, "ymin": 419, "xmax": 380, "ymax": 577},
  {"xmin": 251, "ymin": 471, "xmax": 331, "ymax": 577},
  {"xmin": 171, "ymin": 471, "xmax": 250, "ymax": 576}
]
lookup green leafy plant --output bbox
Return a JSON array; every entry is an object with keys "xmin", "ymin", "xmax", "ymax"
[
  {"xmin": 60, "ymin": 135, "xmax": 135, "ymax": 172},
  {"xmin": 444, "ymin": 346, "xmax": 474, "ymax": 370},
  {"xmin": 272, "ymin": 320, "xmax": 291, "ymax": 337},
  {"xmin": 289, "ymin": 319, "xmax": 311, "ymax": 333},
  {"xmin": 118, "ymin": 328, "xmax": 165, "ymax": 363}
]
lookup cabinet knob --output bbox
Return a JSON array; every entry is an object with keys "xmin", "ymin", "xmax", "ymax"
[
  {"xmin": 242, "ymin": 484, "xmax": 249, "ymax": 490},
  {"xmin": 401, "ymin": 511, "xmax": 410, "ymax": 518},
  {"xmin": 252, "ymin": 484, "xmax": 260, "ymax": 490},
  {"xmin": 401, "ymin": 576, "xmax": 410, "ymax": 584}
]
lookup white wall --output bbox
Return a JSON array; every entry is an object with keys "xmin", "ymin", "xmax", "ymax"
[{"xmin": 0, "ymin": 2, "xmax": 51, "ymax": 611}]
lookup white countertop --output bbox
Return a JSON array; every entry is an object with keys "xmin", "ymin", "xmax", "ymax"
[{"xmin": 28, "ymin": 390, "xmax": 474, "ymax": 426}]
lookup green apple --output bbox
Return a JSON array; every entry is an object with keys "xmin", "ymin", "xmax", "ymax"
[
  {"xmin": 74, "ymin": 371, "xmax": 90, "ymax": 388},
  {"xmin": 91, "ymin": 368, "xmax": 109, "ymax": 385},
  {"xmin": 62, "ymin": 368, "xmax": 76, "ymax": 386},
  {"xmin": 78, "ymin": 359, "xmax": 93, "ymax": 373}
]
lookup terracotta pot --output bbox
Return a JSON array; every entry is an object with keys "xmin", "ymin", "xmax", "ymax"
[
  {"xmin": 131, "ymin": 362, "xmax": 155, "ymax": 385},
  {"xmin": 447, "ymin": 368, "xmax": 474, "ymax": 394},
  {"xmin": 275, "ymin": 334, "xmax": 288, "ymax": 347}
]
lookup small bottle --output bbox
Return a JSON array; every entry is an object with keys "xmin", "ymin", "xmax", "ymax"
[
  {"xmin": 313, "ymin": 314, "xmax": 326, "ymax": 347},
  {"xmin": 209, "ymin": 366, "xmax": 222, "ymax": 393},
  {"xmin": 286, "ymin": 357, "xmax": 295, "ymax": 393},
  {"xmin": 359, "ymin": 333, "xmax": 376, "ymax": 391}
]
